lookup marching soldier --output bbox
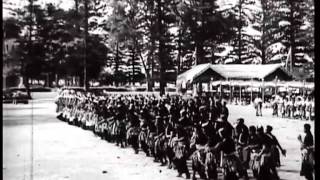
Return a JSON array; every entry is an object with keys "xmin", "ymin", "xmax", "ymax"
[
  {"xmin": 172, "ymin": 125, "xmax": 191, "ymax": 179},
  {"xmin": 208, "ymin": 128, "xmax": 248, "ymax": 180},
  {"xmin": 234, "ymin": 118, "xmax": 249, "ymax": 163},
  {"xmin": 265, "ymin": 125, "xmax": 286, "ymax": 167},
  {"xmin": 54, "ymin": 92, "xmax": 312, "ymax": 180},
  {"xmin": 256, "ymin": 126, "xmax": 279, "ymax": 180}
]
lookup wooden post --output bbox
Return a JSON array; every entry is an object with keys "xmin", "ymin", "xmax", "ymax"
[
  {"xmin": 3, "ymin": 75, "xmax": 6, "ymax": 90},
  {"xmin": 193, "ymin": 83, "xmax": 197, "ymax": 97},
  {"xmin": 303, "ymin": 80, "xmax": 306, "ymax": 97},
  {"xmin": 46, "ymin": 73, "xmax": 50, "ymax": 87},
  {"xmin": 239, "ymin": 84, "xmax": 242, "ymax": 104},
  {"xmin": 275, "ymin": 79, "xmax": 277, "ymax": 96},
  {"xmin": 230, "ymin": 80, "xmax": 233, "ymax": 103},
  {"xmin": 199, "ymin": 82, "xmax": 203, "ymax": 95},
  {"xmin": 55, "ymin": 74, "xmax": 58, "ymax": 87},
  {"xmin": 275, "ymin": 76, "xmax": 278, "ymax": 96},
  {"xmin": 262, "ymin": 79, "xmax": 265, "ymax": 103},
  {"xmin": 250, "ymin": 79, "xmax": 253, "ymax": 104},
  {"xmin": 228, "ymin": 78, "xmax": 231, "ymax": 102},
  {"xmin": 220, "ymin": 80, "xmax": 222, "ymax": 97}
]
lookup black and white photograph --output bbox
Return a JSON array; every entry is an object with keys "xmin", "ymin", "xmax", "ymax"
[{"xmin": 3, "ymin": 0, "xmax": 315, "ymax": 180}]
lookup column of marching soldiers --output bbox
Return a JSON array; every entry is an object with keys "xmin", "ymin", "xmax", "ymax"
[{"xmin": 55, "ymin": 90, "xmax": 314, "ymax": 180}]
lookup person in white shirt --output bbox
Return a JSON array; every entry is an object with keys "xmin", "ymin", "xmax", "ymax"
[{"xmin": 254, "ymin": 96, "xmax": 263, "ymax": 116}]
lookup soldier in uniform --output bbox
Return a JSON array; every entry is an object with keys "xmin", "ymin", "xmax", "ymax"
[
  {"xmin": 214, "ymin": 114, "xmax": 234, "ymax": 139},
  {"xmin": 209, "ymin": 128, "xmax": 248, "ymax": 180},
  {"xmin": 221, "ymin": 100, "xmax": 229, "ymax": 121},
  {"xmin": 256, "ymin": 126, "xmax": 278, "ymax": 180},
  {"xmin": 139, "ymin": 122, "xmax": 150, "ymax": 157},
  {"xmin": 234, "ymin": 118, "xmax": 249, "ymax": 164},
  {"xmin": 265, "ymin": 125, "xmax": 286, "ymax": 167},
  {"xmin": 243, "ymin": 126, "xmax": 259, "ymax": 169},
  {"xmin": 172, "ymin": 125, "xmax": 190, "ymax": 179},
  {"xmin": 178, "ymin": 109, "xmax": 191, "ymax": 127},
  {"xmin": 154, "ymin": 115, "xmax": 167, "ymax": 164}
]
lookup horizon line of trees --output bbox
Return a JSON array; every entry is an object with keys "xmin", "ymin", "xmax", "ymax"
[{"xmin": 3, "ymin": 0, "xmax": 314, "ymax": 95}]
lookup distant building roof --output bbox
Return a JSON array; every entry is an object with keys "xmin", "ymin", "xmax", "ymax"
[{"xmin": 177, "ymin": 63, "xmax": 292, "ymax": 85}]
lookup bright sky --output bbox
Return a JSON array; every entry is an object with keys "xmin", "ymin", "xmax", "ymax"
[{"xmin": 3, "ymin": 0, "xmax": 75, "ymax": 19}]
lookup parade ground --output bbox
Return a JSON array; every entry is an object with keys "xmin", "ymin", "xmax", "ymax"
[{"xmin": 3, "ymin": 94, "xmax": 314, "ymax": 180}]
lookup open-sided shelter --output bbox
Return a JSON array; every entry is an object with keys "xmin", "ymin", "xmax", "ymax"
[
  {"xmin": 177, "ymin": 63, "xmax": 292, "ymax": 86},
  {"xmin": 176, "ymin": 63, "xmax": 294, "ymax": 99}
]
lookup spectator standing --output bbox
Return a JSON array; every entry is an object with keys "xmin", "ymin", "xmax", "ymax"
[
  {"xmin": 272, "ymin": 97, "xmax": 279, "ymax": 117},
  {"xmin": 298, "ymin": 124, "xmax": 314, "ymax": 180},
  {"xmin": 254, "ymin": 96, "xmax": 263, "ymax": 116}
]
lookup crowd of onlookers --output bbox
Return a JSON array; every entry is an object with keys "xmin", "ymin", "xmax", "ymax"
[
  {"xmin": 228, "ymin": 94, "xmax": 315, "ymax": 120},
  {"xmin": 269, "ymin": 95, "xmax": 315, "ymax": 120}
]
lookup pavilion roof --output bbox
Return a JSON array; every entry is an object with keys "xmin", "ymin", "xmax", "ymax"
[{"xmin": 177, "ymin": 63, "xmax": 292, "ymax": 84}]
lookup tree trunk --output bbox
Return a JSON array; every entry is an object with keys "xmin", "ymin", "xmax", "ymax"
[
  {"xmin": 261, "ymin": 46, "xmax": 266, "ymax": 64},
  {"xmin": 25, "ymin": 0, "xmax": 33, "ymax": 97},
  {"xmin": 177, "ymin": 27, "xmax": 182, "ymax": 74},
  {"xmin": 195, "ymin": 37, "xmax": 205, "ymax": 65},
  {"xmin": 55, "ymin": 73, "xmax": 59, "ymax": 87},
  {"xmin": 115, "ymin": 42, "xmax": 119, "ymax": 87},
  {"xmin": 131, "ymin": 49, "xmax": 135, "ymax": 85},
  {"xmin": 289, "ymin": 1, "xmax": 295, "ymax": 73},
  {"xmin": 157, "ymin": 0, "xmax": 165, "ymax": 96},
  {"xmin": 74, "ymin": 0, "xmax": 79, "ymax": 32},
  {"xmin": 260, "ymin": 0, "xmax": 267, "ymax": 64},
  {"xmin": 211, "ymin": 43, "xmax": 215, "ymax": 64},
  {"xmin": 197, "ymin": 0, "xmax": 205, "ymax": 64},
  {"xmin": 84, "ymin": 0, "xmax": 89, "ymax": 90},
  {"xmin": 238, "ymin": 0, "xmax": 242, "ymax": 64},
  {"xmin": 138, "ymin": 52, "xmax": 152, "ymax": 91},
  {"xmin": 146, "ymin": 50, "xmax": 153, "ymax": 91},
  {"xmin": 150, "ymin": 40, "xmax": 155, "ymax": 90},
  {"xmin": 79, "ymin": 74, "xmax": 84, "ymax": 87}
]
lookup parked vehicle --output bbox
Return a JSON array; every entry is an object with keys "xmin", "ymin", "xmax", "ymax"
[{"xmin": 3, "ymin": 88, "xmax": 31, "ymax": 104}]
